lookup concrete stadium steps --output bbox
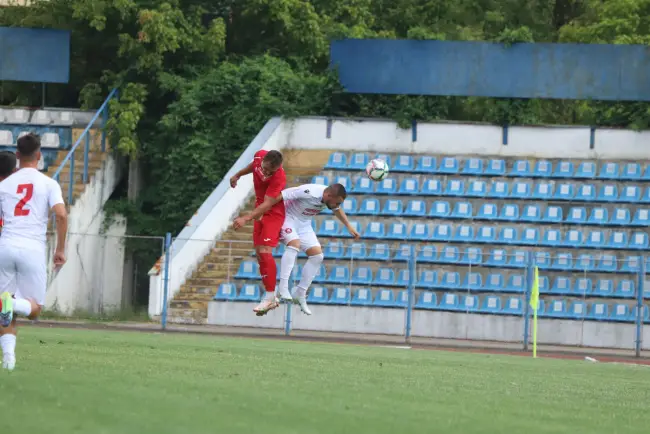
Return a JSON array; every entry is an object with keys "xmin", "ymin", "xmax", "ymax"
[{"xmin": 166, "ymin": 149, "xmax": 333, "ymax": 324}]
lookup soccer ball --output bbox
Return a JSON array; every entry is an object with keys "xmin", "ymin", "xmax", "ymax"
[{"xmin": 365, "ymin": 158, "xmax": 389, "ymax": 182}]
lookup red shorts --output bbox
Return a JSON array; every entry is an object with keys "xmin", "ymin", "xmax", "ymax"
[{"xmin": 253, "ymin": 214, "xmax": 284, "ymax": 247}]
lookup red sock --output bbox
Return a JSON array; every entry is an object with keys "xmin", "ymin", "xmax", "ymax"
[{"xmin": 257, "ymin": 253, "xmax": 277, "ymax": 293}]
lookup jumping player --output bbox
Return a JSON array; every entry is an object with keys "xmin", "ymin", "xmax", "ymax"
[
  {"xmin": 0, "ymin": 134, "xmax": 68, "ymax": 370},
  {"xmin": 234, "ymin": 183, "xmax": 359, "ymax": 315},
  {"xmin": 230, "ymin": 150, "xmax": 286, "ymax": 315}
]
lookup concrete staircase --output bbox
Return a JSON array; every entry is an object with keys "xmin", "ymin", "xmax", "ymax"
[{"xmin": 166, "ymin": 149, "xmax": 333, "ymax": 324}]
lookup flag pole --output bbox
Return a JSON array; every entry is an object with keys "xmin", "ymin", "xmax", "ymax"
[{"xmin": 533, "ymin": 307, "xmax": 538, "ymax": 358}]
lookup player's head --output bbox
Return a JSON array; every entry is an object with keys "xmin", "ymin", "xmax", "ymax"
[
  {"xmin": 261, "ymin": 150, "xmax": 283, "ymax": 177},
  {"xmin": 16, "ymin": 133, "xmax": 41, "ymax": 165},
  {"xmin": 323, "ymin": 183, "xmax": 347, "ymax": 210},
  {"xmin": 0, "ymin": 150, "xmax": 17, "ymax": 180}
]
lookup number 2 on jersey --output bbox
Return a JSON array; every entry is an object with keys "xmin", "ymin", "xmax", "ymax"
[{"xmin": 14, "ymin": 183, "xmax": 34, "ymax": 216}]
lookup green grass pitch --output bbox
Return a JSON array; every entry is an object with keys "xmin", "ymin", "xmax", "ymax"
[{"xmin": 1, "ymin": 327, "xmax": 649, "ymax": 434}]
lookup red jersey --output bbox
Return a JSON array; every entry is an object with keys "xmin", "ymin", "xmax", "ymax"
[{"xmin": 252, "ymin": 150, "xmax": 286, "ymax": 216}]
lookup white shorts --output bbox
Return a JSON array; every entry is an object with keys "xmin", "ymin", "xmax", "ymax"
[
  {"xmin": 280, "ymin": 217, "xmax": 321, "ymax": 252},
  {"xmin": 0, "ymin": 246, "xmax": 47, "ymax": 306}
]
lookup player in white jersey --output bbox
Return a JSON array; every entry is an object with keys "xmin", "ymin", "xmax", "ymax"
[
  {"xmin": 234, "ymin": 183, "xmax": 359, "ymax": 315},
  {"xmin": 0, "ymin": 134, "xmax": 68, "ymax": 370}
]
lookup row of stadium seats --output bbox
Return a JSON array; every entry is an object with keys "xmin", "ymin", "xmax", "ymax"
[
  {"xmin": 316, "ymin": 220, "xmax": 649, "ymax": 249},
  {"xmin": 0, "ymin": 108, "xmax": 74, "ymax": 126},
  {"xmin": 0, "ymin": 128, "xmax": 71, "ymax": 148},
  {"xmin": 325, "ymin": 197, "xmax": 650, "ymax": 227},
  {"xmin": 0, "ymin": 148, "xmax": 58, "ymax": 172},
  {"xmin": 214, "ymin": 284, "xmax": 650, "ymax": 322},
  {"xmin": 235, "ymin": 260, "xmax": 644, "ymax": 290},
  {"xmin": 325, "ymin": 152, "xmax": 650, "ymax": 180},
  {"xmin": 271, "ymin": 243, "xmax": 647, "ymax": 273},
  {"xmin": 315, "ymin": 175, "xmax": 650, "ymax": 203}
]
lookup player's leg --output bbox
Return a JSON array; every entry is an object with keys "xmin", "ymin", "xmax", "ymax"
[
  {"xmin": 291, "ymin": 229, "xmax": 323, "ymax": 316},
  {"xmin": 0, "ymin": 318, "xmax": 16, "ymax": 370},
  {"xmin": 0, "ymin": 249, "xmax": 18, "ymax": 369},
  {"xmin": 277, "ymin": 221, "xmax": 301, "ymax": 302},
  {"xmin": 252, "ymin": 217, "xmax": 282, "ymax": 314},
  {"xmin": 14, "ymin": 248, "xmax": 46, "ymax": 320}
]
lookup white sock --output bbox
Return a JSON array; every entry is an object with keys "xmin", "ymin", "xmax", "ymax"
[
  {"xmin": 263, "ymin": 291, "xmax": 276, "ymax": 301},
  {"xmin": 295, "ymin": 253, "xmax": 324, "ymax": 297},
  {"xmin": 279, "ymin": 246, "xmax": 299, "ymax": 294},
  {"xmin": 0, "ymin": 334, "xmax": 16, "ymax": 361},
  {"xmin": 14, "ymin": 298, "xmax": 32, "ymax": 317}
]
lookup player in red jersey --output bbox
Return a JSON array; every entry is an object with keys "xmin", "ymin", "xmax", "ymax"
[{"xmin": 231, "ymin": 150, "xmax": 286, "ymax": 315}]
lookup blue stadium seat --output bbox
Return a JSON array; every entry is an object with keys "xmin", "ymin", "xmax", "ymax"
[
  {"xmin": 439, "ymin": 272, "xmax": 460, "ymax": 290},
  {"xmin": 385, "ymin": 223, "xmax": 407, "ymax": 240},
  {"xmin": 376, "ymin": 178, "xmax": 397, "ymax": 195},
  {"xmin": 327, "ymin": 287, "xmax": 350, "ymax": 305},
  {"xmin": 538, "ymin": 276, "xmax": 550, "ymax": 293},
  {"xmin": 365, "ymin": 221, "xmax": 386, "ymax": 239},
  {"xmin": 214, "ymin": 283, "xmax": 237, "ymax": 301},
  {"xmin": 327, "ymin": 266, "xmax": 350, "ymax": 284},
  {"xmin": 574, "ymin": 254, "xmax": 595, "ymax": 272},
  {"xmin": 439, "ymin": 157, "xmax": 459, "ymax": 174},
  {"xmin": 611, "ymin": 208, "xmax": 631, "ymax": 226},
  {"xmin": 484, "ymin": 273, "xmax": 504, "ymax": 291},
  {"xmin": 353, "ymin": 177, "xmax": 375, "ymax": 194},
  {"xmin": 325, "ymin": 152, "xmax": 347, "ymax": 169},
  {"xmin": 551, "ymin": 277, "xmax": 571, "ymax": 296},
  {"xmin": 615, "ymin": 280, "xmax": 635, "ymax": 299},
  {"xmin": 609, "ymin": 231, "xmax": 628, "ymax": 249},
  {"xmin": 598, "ymin": 162, "xmax": 619, "ymax": 179},
  {"xmin": 642, "ymin": 187, "xmax": 650, "ymax": 204},
  {"xmin": 551, "ymin": 253, "xmax": 573, "ymax": 271},
  {"xmin": 485, "ymin": 249, "xmax": 508, "ymax": 267},
  {"xmin": 409, "ymin": 223, "xmax": 429, "ymax": 241},
  {"xmin": 238, "ymin": 284, "xmax": 261, "ymax": 301},
  {"xmin": 505, "ymin": 275, "xmax": 525, "ymax": 293},
  {"xmin": 575, "ymin": 161, "xmax": 596, "ymax": 179},
  {"xmin": 348, "ymin": 153, "xmax": 369, "ymax": 170},
  {"xmin": 534, "ymin": 160, "xmax": 553, "ymax": 177},
  {"xmin": 438, "ymin": 293, "xmax": 460, "ymax": 311},
  {"xmin": 564, "ymin": 229, "xmax": 583, "ymax": 248},
  {"xmin": 393, "ymin": 155, "xmax": 415, "ymax": 172},
  {"xmin": 454, "ymin": 225, "xmax": 474, "ymax": 243},
  {"xmin": 485, "ymin": 159, "xmax": 506, "ymax": 176},
  {"xmin": 554, "ymin": 183, "xmax": 575, "ymax": 200},
  {"xmin": 576, "ymin": 184, "xmax": 596, "ymax": 201},
  {"xmin": 621, "ymin": 162, "xmax": 642, "ymax": 180},
  {"xmin": 444, "ymin": 179, "xmax": 465, "ymax": 196},
  {"xmin": 417, "ymin": 245, "xmax": 437, "ymax": 263},
  {"xmin": 588, "ymin": 303, "xmax": 609, "ymax": 321},
  {"xmin": 368, "ymin": 244, "xmax": 390, "ymax": 261},
  {"xmin": 567, "ymin": 302, "xmax": 587, "ymax": 320},
  {"xmin": 489, "ymin": 181, "xmax": 509, "ymax": 198},
  {"xmin": 345, "ymin": 243, "xmax": 367, "ymax": 260},
  {"xmin": 461, "ymin": 247, "xmax": 483, "ymax": 265},
  {"xmin": 235, "ymin": 261, "xmax": 259, "ymax": 279},
  {"xmin": 374, "ymin": 289, "xmax": 396, "ymax": 307},
  {"xmin": 459, "ymin": 295, "xmax": 479, "ymax": 312},
  {"xmin": 597, "ymin": 255, "xmax": 617, "ymax": 272},
  {"xmin": 311, "ymin": 175, "xmax": 329, "ymax": 185},
  {"xmin": 341, "ymin": 198, "xmax": 357, "ymax": 215},
  {"xmin": 476, "ymin": 226, "xmax": 496, "ymax": 243},
  {"xmin": 542, "ymin": 229, "xmax": 561, "ymax": 247},
  {"xmin": 451, "ymin": 202, "xmax": 472, "ymax": 219},
  {"xmin": 416, "ymin": 270, "xmax": 438, "ymax": 289},
  {"xmin": 630, "ymin": 232, "xmax": 649, "ymax": 249},
  {"xmin": 511, "ymin": 182, "xmax": 531, "ymax": 199},
  {"xmin": 546, "ymin": 300, "xmax": 568, "ymax": 319},
  {"xmin": 498, "ymin": 204, "xmax": 519, "ymax": 221},
  {"xmin": 334, "ymin": 175, "xmax": 352, "ymax": 191},
  {"xmin": 404, "ymin": 200, "xmax": 427, "ymax": 217},
  {"xmin": 307, "ymin": 286, "xmax": 329, "ymax": 304},
  {"xmin": 395, "ymin": 290, "xmax": 410, "ymax": 308},
  {"xmin": 477, "ymin": 203, "xmax": 498, "ymax": 220},
  {"xmin": 534, "ymin": 251, "xmax": 551, "ymax": 269},
  {"xmin": 593, "ymin": 279, "xmax": 614, "ymax": 297},
  {"xmin": 502, "ymin": 297, "xmax": 523, "ymax": 315},
  {"xmin": 462, "ymin": 273, "xmax": 483, "ymax": 291},
  {"xmin": 393, "ymin": 244, "xmax": 411, "ymax": 262},
  {"xmin": 552, "ymin": 161, "xmax": 574, "ymax": 178},
  {"xmin": 350, "ymin": 288, "xmax": 373, "ymax": 306},
  {"xmin": 632, "ymin": 305, "xmax": 650, "ymax": 323},
  {"xmin": 438, "ymin": 246, "xmax": 460, "ymax": 264},
  {"xmin": 620, "ymin": 185, "xmax": 641, "ymax": 202},
  {"xmin": 498, "ymin": 226, "xmax": 518, "ymax": 245},
  {"xmin": 374, "ymin": 268, "xmax": 396, "ymax": 286},
  {"xmin": 633, "ymin": 208, "xmax": 650, "ymax": 225},
  {"xmin": 431, "ymin": 224, "xmax": 452, "ymax": 242},
  {"xmin": 416, "ymin": 156, "xmax": 437, "ymax": 173},
  {"xmin": 533, "ymin": 182, "xmax": 553, "ymax": 199},
  {"xmin": 399, "ymin": 178, "xmax": 419, "ymax": 195},
  {"xmin": 396, "ymin": 270, "xmax": 411, "ymax": 287},
  {"xmin": 620, "ymin": 256, "xmax": 641, "ymax": 273},
  {"xmin": 521, "ymin": 205, "xmax": 541, "ymax": 223},
  {"xmin": 381, "ymin": 199, "xmax": 403, "ymax": 216},
  {"xmin": 324, "ymin": 242, "xmax": 345, "ymax": 260},
  {"xmin": 415, "ymin": 292, "xmax": 437, "ymax": 309},
  {"xmin": 358, "ymin": 198, "xmax": 380, "ymax": 216},
  {"xmin": 511, "ymin": 160, "xmax": 532, "ymax": 177},
  {"xmin": 543, "ymin": 206, "xmax": 563, "ymax": 223},
  {"xmin": 340, "ymin": 221, "xmax": 362, "ymax": 238},
  {"xmin": 573, "ymin": 278, "xmax": 592, "ymax": 296},
  {"xmin": 467, "ymin": 180, "xmax": 488, "ymax": 197},
  {"xmin": 566, "ymin": 207, "xmax": 587, "ymax": 225},
  {"xmin": 481, "ymin": 296, "xmax": 502, "ymax": 314},
  {"xmin": 421, "ymin": 179, "xmax": 442, "ymax": 196},
  {"xmin": 598, "ymin": 184, "xmax": 618, "ymax": 202},
  {"xmin": 587, "ymin": 208, "xmax": 608, "ymax": 225},
  {"xmin": 430, "ymin": 201, "xmax": 450, "ymax": 218},
  {"xmin": 610, "ymin": 304, "xmax": 630, "ymax": 322},
  {"xmin": 509, "ymin": 250, "xmax": 528, "ymax": 269},
  {"xmin": 349, "ymin": 267, "xmax": 373, "ymax": 285},
  {"xmin": 462, "ymin": 158, "xmax": 483, "ymax": 175}
]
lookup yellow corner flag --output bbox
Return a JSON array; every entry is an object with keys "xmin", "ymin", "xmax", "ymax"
[{"xmin": 529, "ymin": 266, "xmax": 540, "ymax": 358}]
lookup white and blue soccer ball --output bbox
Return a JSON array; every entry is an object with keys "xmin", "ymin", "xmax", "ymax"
[{"xmin": 365, "ymin": 158, "xmax": 390, "ymax": 182}]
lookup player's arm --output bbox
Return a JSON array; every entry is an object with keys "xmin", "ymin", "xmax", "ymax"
[
  {"xmin": 233, "ymin": 193, "xmax": 283, "ymax": 230},
  {"xmin": 49, "ymin": 183, "xmax": 68, "ymax": 266},
  {"xmin": 229, "ymin": 162, "xmax": 254, "ymax": 188},
  {"xmin": 334, "ymin": 208, "xmax": 360, "ymax": 240}
]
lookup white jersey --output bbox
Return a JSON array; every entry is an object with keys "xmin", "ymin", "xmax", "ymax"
[
  {"xmin": 0, "ymin": 168, "xmax": 64, "ymax": 250},
  {"xmin": 281, "ymin": 184, "xmax": 338, "ymax": 223}
]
